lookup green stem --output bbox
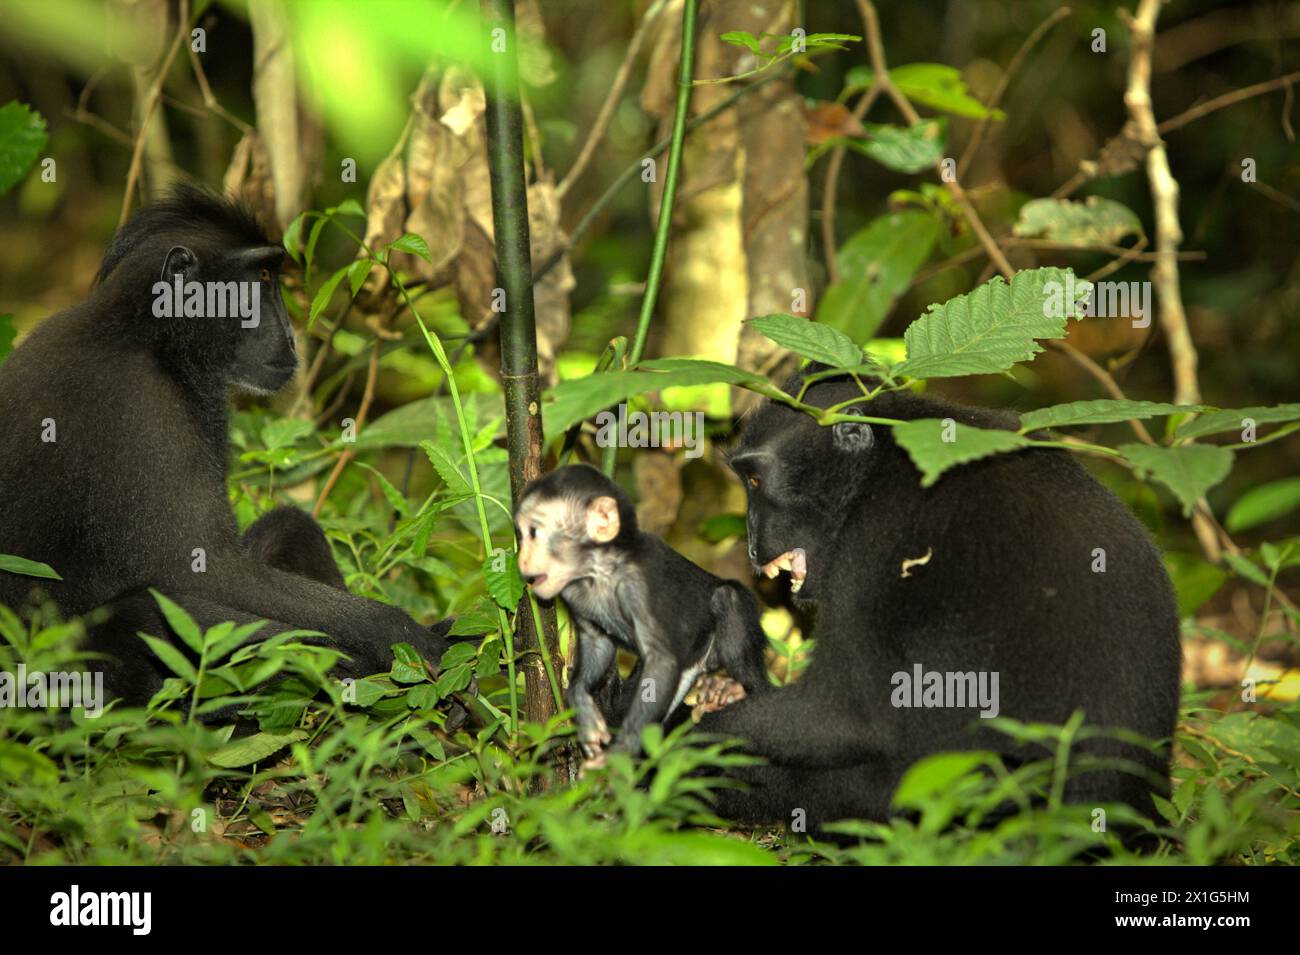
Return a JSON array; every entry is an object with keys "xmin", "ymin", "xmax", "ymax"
[{"xmin": 628, "ymin": 0, "xmax": 698, "ymax": 366}]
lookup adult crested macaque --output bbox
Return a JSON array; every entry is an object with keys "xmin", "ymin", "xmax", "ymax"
[
  {"xmin": 699, "ymin": 367, "xmax": 1181, "ymax": 832},
  {"xmin": 514, "ymin": 464, "xmax": 770, "ymax": 764},
  {"xmin": 0, "ymin": 185, "xmax": 448, "ymax": 705}
]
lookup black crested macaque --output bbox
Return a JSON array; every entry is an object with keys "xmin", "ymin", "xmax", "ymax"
[
  {"xmin": 0, "ymin": 184, "xmax": 448, "ymax": 704},
  {"xmin": 514, "ymin": 464, "xmax": 769, "ymax": 765},
  {"xmin": 699, "ymin": 368, "xmax": 1181, "ymax": 832}
]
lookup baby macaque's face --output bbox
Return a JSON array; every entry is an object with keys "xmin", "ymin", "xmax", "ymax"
[{"xmin": 515, "ymin": 491, "xmax": 621, "ymax": 600}]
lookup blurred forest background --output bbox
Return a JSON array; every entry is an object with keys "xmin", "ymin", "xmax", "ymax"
[{"xmin": 0, "ymin": 0, "xmax": 1297, "ymax": 864}]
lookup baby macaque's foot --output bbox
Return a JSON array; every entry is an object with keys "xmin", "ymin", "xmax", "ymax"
[
  {"xmin": 691, "ymin": 674, "xmax": 747, "ymax": 722},
  {"xmin": 578, "ymin": 719, "xmax": 612, "ymax": 761}
]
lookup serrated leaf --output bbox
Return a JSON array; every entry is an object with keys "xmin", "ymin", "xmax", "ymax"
[
  {"xmin": 1174, "ymin": 404, "xmax": 1300, "ymax": 440},
  {"xmin": 434, "ymin": 662, "xmax": 473, "ymax": 697},
  {"xmin": 1013, "ymin": 197, "xmax": 1144, "ymax": 247},
  {"xmin": 0, "ymin": 101, "xmax": 48, "ymax": 196},
  {"xmin": 0, "ymin": 553, "xmax": 61, "ymax": 579},
  {"xmin": 484, "ymin": 551, "xmax": 525, "ymax": 610},
  {"xmin": 448, "ymin": 599, "xmax": 500, "ymax": 637},
  {"xmin": 746, "ymin": 314, "xmax": 861, "ymax": 367},
  {"xmin": 890, "ymin": 64, "xmax": 1003, "ymax": 119},
  {"xmin": 816, "ymin": 210, "xmax": 941, "ymax": 342},
  {"xmin": 389, "ymin": 232, "xmax": 432, "ymax": 262},
  {"xmin": 1226, "ymin": 477, "xmax": 1300, "ymax": 533},
  {"xmin": 892, "ymin": 419, "xmax": 1030, "ymax": 486},
  {"xmin": 332, "ymin": 198, "xmax": 366, "ymax": 218},
  {"xmin": 1118, "ymin": 443, "xmax": 1235, "ymax": 516},
  {"xmin": 260, "ymin": 416, "xmax": 315, "ymax": 451},
  {"xmin": 209, "ymin": 729, "xmax": 308, "ymax": 768},
  {"xmin": 390, "ymin": 642, "xmax": 429, "ymax": 684},
  {"xmin": 892, "ymin": 751, "xmax": 994, "ymax": 808},
  {"xmin": 896, "ymin": 267, "xmax": 1090, "ymax": 379},
  {"xmin": 420, "ymin": 440, "xmax": 472, "ymax": 496},
  {"xmin": 1018, "ymin": 399, "xmax": 1202, "ymax": 432}
]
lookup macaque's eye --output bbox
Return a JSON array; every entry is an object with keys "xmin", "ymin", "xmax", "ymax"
[
  {"xmin": 747, "ymin": 475, "xmax": 761, "ymax": 489},
  {"xmin": 528, "ymin": 526, "xmax": 539, "ymax": 540},
  {"xmin": 259, "ymin": 267, "xmax": 272, "ymax": 282}
]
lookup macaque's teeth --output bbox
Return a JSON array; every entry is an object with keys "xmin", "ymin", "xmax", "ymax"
[
  {"xmin": 789, "ymin": 548, "xmax": 808, "ymax": 593},
  {"xmin": 776, "ymin": 553, "xmax": 793, "ymax": 571},
  {"xmin": 763, "ymin": 561, "xmax": 781, "ymax": 579}
]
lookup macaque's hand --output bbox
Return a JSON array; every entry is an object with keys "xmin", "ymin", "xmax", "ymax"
[{"xmin": 690, "ymin": 674, "xmax": 747, "ymax": 723}]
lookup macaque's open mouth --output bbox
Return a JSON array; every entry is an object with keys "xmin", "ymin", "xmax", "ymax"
[{"xmin": 760, "ymin": 548, "xmax": 807, "ymax": 594}]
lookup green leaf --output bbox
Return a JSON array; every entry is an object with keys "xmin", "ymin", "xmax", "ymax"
[
  {"xmin": 389, "ymin": 232, "xmax": 432, "ymax": 262},
  {"xmin": 1018, "ymin": 399, "xmax": 1202, "ymax": 432},
  {"xmin": 434, "ymin": 662, "xmax": 473, "ymax": 698},
  {"xmin": 420, "ymin": 440, "xmax": 472, "ymax": 496},
  {"xmin": 0, "ymin": 101, "xmax": 48, "ymax": 196},
  {"xmin": 1222, "ymin": 552, "xmax": 1270, "ymax": 588},
  {"xmin": 889, "ymin": 63, "xmax": 1003, "ymax": 120},
  {"xmin": 347, "ymin": 258, "xmax": 374, "ymax": 296},
  {"xmin": 0, "ymin": 313, "xmax": 15, "ymax": 365},
  {"xmin": 816, "ymin": 210, "xmax": 941, "ymax": 342},
  {"xmin": 853, "ymin": 119, "xmax": 945, "ymax": 173},
  {"xmin": 484, "ymin": 550, "xmax": 525, "ymax": 610},
  {"xmin": 1226, "ymin": 477, "xmax": 1300, "ymax": 532},
  {"xmin": 0, "ymin": 554, "xmax": 61, "ymax": 580},
  {"xmin": 1174, "ymin": 404, "xmax": 1300, "ymax": 440},
  {"xmin": 892, "ymin": 419, "xmax": 1030, "ymax": 486},
  {"xmin": 355, "ymin": 462, "xmax": 409, "ymax": 516},
  {"xmin": 260, "ymin": 417, "xmax": 314, "ymax": 452},
  {"xmin": 1118, "ymin": 443, "xmax": 1235, "ymax": 516},
  {"xmin": 746, "ymin": 314, "xmax": 861, "ymax": 367},
  {"xmin": 448, "ymin": 599, "xmax": 500, "ymax": 637},
  {"xmin": 1012, "ymin": 197, "xmax": 1144, "ymax": 247},
  {"xmin": 209, "ymin": 729, "xmax": 308, "ymax": 768},
  {"xmin": 719, "ymin": 30, "xmax": 761, "ymax": 54},
  {"xmin": 346, "ymin": 678, "xmax": 387, "ymax": 707},
  {"xmin": 896, "ymin": 267, "xmax": 1090, "ymax": 379},
  {"xmin": 308, "ymin": 264, "xmax": 350, "ymax": 329},
  {"xmin": 332, "ymin": 198, "xmax": 366, "ymax": 218},
  {"xmin": 282, "ymin": 212, "xmax": 307, "ymax": 263},
  {"xmin": 542, "ymin": 359, "xmax": 767, "ymax": 443},
  {"xmin": 390, "ymin": 642, "xmax": 429, "ymax": 684},
  {"xmin": 149, "ymin": 589, "xmax": 205, "ymax": 654},
  {"xmin": 138, "ymin": 633, "xmax": 199, "ymax": 683},
  {"xmin": 892, "ymin": 751, "xmax": 995, "ymax": 808}
]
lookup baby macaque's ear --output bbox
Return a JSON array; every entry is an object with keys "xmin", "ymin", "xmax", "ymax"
[{"xmin": 586, "ymin": 496, "xmax": 621, "ymax": 543}]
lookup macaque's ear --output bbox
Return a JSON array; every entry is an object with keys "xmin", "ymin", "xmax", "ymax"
[{"xmin": 586, "ymin": 496, "xmax": 621, "ymax": 543}]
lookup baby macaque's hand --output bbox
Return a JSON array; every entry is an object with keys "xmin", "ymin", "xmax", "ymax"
[{"xmin": 690, "ymin": 674, "xmax": 747, "ymax": 722}]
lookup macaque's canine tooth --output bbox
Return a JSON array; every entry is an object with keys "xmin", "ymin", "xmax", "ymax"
[
  {"xmin": 764, "ymin": 562, "xmax": 780, "ymax": 579},
  {"xmin": 790, "ymin": 575, "xmax": 804, "ymax": 594}
]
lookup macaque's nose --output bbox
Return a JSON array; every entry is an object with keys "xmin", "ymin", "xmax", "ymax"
[{"xmin": 747, "ymin": 539, "xmax": 757, "ymax": 562}]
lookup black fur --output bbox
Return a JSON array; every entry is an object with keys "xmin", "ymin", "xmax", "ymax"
[
  {"xmin": 698, "ymin": 371, "xmax": 1181, "ymax": 832},
  {"xmin": 0, "ymin": 185, "xmax": 447, "ymax": 705}
]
